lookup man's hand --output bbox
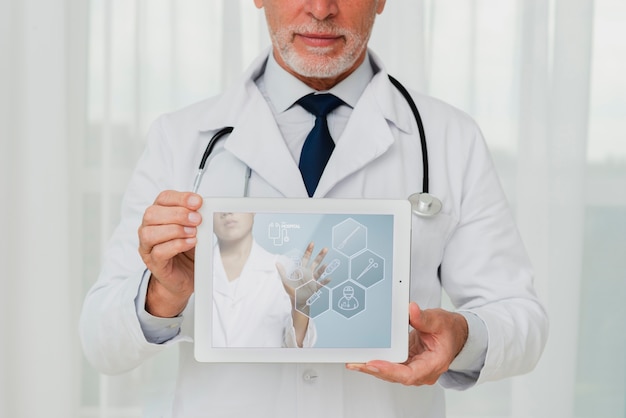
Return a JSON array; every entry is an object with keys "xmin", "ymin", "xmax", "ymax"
[
  {"xmin": 138, "ymin": 190, "xmax": 203, "ymax": 318},
  {"xmin": 346, "ymin": 302, "xmax": 469, "ymax": 385}
]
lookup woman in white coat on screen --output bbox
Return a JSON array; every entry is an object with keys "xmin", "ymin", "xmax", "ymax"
[{"xmin": 211, "ymin": 211, "xmax": 329, "ymax": 348}]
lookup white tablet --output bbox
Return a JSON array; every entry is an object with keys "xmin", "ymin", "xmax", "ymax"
[{"xmin": 194, "ymin": 197, "xmax": 411, "ymax": 363}]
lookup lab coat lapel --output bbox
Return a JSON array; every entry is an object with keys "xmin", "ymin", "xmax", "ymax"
[
  {"xmin": 212, "ymin": 245, "xmax": 231, "ymax": 298},
  {"xmin": 231, "ymin": 242, "xmax": 277, "ymax": 302},
  {"xmin": 197, "ymin": 50, "xmax": 308, "ymax": 198},
  {"xmin": 314, "ymin": 74, "xmax": 399, "ymax": 197},
  {"xmin": 224, "ymin": 85, "xmax": 309, "ymax": 198},
  {"xmin": 197, "ymin": 50, "xmax": 412, "ymax": 199}
]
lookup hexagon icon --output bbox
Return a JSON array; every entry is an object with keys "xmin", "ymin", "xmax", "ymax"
[
  {"xmin": 295, "ymin": 281, "xmax": 330, "ymax": 318},
  {"xmin": 317, "ymin": 254, "xmax": 349, "ymax": 288},
  {"xmin": 332, "ymin": 280, "xmax": 366, "ymax": 319},
  {"xmin": 350, "ymin": 250, "xmax": 385, "ymax": 288},
  {"xmin": 332, "ymin": 218, "xmax": 367, "ymax": 258}
]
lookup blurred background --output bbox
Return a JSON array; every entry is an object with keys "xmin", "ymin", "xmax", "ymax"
[{"xmin": 1, "ymin": 0, "xmax": 624, "ymax": 416}]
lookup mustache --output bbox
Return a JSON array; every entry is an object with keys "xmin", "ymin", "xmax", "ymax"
[{"xmin": 284, "ymin": 21, "xmax": 348, "ymax": 38}]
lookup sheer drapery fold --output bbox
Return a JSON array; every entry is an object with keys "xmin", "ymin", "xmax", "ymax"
[
  {"xmin": 1, "ymin": 0, "xmax": 78, "ymax": 417},
  {"xmin": 512, "ymin": 0, "xmax": 594, "ymax": 416}
]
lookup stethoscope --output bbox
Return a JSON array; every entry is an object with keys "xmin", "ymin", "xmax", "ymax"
[{"xmin": 192, "ymin": 75, "xmax": 442, "ymax": 217}]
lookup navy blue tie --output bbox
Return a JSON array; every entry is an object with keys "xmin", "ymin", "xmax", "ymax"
[{"xmin": 297, "ymin": 93, "xmax": 344, "ymax": 197}]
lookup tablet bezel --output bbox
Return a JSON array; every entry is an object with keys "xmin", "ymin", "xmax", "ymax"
[{"xmin": 194, "ymin": 197, "xmax": 411, "ymax": 363}]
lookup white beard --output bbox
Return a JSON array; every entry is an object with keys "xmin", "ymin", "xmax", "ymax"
[{"xmin": 270, "ymin": 23, "xmax": 370, "ymax": 79}]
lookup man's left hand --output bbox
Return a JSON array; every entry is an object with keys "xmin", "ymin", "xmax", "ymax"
[{"xmin": 346, "ymin": 302, "xmax": 468, "ymax": 386}]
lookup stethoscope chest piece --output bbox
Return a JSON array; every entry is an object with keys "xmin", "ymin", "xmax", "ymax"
[{"xmin": 409, "ymin": 193, "xmax": 442, "ymax": 217}]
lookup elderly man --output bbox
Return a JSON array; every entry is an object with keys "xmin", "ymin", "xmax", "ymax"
[{"xmin": 80, "ymin": 1, "xmax": 548, "ymax": 417}]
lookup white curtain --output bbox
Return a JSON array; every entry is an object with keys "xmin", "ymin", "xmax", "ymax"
[
  {"xmin": 1, "ymin": 0, "xmax": 80, "ymax": 416},
  {"xmin": 1, "ymin": 0, "xmax": 625, "ymax": 417}
]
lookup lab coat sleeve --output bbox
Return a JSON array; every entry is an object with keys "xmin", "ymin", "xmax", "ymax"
[
  {"xmin": 283, "ymin": 318, "xmax": 317, "ymax": 348},
  {"xmin": 79, "ymin": 116, "xmax": 192, "ymax": 375},
  {"xmin": 440, "ymin": 311, "xmax": 487, "ymax": 387},
  {"xmin": 436, "ymin": 121, "xmax": 549, "ymax": 389},
  {"xmin": 135, "ymin": 270, "xmax": 184, "ymax": 344}
]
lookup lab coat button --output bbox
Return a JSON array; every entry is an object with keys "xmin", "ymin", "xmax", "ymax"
[{"xmin": 302, "ymin": 370, "xmax": 318, "ymax": 383}]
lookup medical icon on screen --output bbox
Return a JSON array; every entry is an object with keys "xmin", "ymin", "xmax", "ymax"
[
  {"xmin": 262, "ymin": 216, "xmax": 389, "ymax": 321},
  {"xmin": 332, "ymin": 218, "xmax": 367, "ymax": 257},
  {"xmin": 338, "ymin": 286, "xmax": 359, "ymax": 310},
  {"xmin": 351, "ymin": 250, "xmax": 385, "ymax": 288},
  {"xmin": 333, "ymin": 280, "xmax": 366, "ymax": 319},
  {"xmin": 268, "ymin": 221, "xmax": 291, "ymax": 246},
  {"xmin": 296, "ymin": 282, "xmax": 331, "ymax": 319}
]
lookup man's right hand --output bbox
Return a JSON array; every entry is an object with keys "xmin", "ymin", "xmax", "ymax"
[{"xmin": 138, "ymin": 190, "xmax": 203, "ymax": 318}]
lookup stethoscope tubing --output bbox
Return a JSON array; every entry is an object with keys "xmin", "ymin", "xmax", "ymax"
[
  {"xmin": 192, "ymin": 126, "xmax": 233, "ymax": 193},
  {"xmin": 387, "ymin": 75, "xmax": 429, "ymax": 195},
  {"xmin": 193, "ymin": 76, "xmax": 441, "ymax": 216},
  {"xmin": 199, "ymin": 126, "xmax": 233, "ymax": 169}
]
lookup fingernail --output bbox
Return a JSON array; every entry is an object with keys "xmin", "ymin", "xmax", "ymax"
[
  {"xmin": 188, "ymin": 195, "xmax": 201, "ymax": 206},
  {"xmin": 188, "ymin": 212, "xmax": 201, "ymax": 223},
  {"xmin": 184, "ymin": 226, "xmax": 195, "ymax": 235}
]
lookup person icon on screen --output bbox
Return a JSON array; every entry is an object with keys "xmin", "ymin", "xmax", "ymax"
[{"xmin": 338, "ymin": 285, "xmax": 359, "ymax": 311}]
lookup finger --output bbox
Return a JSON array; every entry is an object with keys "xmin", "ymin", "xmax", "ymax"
[
  {"xmin": 154, "ymin": 190, "xmax": 203, "ymax": 210},
  {"xmin": 309, "ymin": 247, "xmax": 328, "ymax": 271},
  {"xmin": 347, "ymin": 354, "xmax": 441, "ymax": 386},
  {"xmin": 345, "ymin": 362, "xmax": 409, "ymax": 384},
  {"xmin": 309, "ymin": 278, "xmax": 325, "ymax": 292},
  {"xmin": 138, "ymin": 224, "xmax": 197, "ymax": 255},
  {"xmin": 300, "ymin": 242, "xmax": 315, "ymax": 266},
  {"xmin": 314, "ymin": 263, "xmax": 328, "ymax": 280},
  {"xmin": 184, "ymin": 247, "xmax": 197, "ymax": 261},
  {"xmin": 145, "ymin": 237, "xmax": 197, "ymax": 268},
  {"xmin": 142, "ymin": 203, "xmax": 202, "ymax": 228}
]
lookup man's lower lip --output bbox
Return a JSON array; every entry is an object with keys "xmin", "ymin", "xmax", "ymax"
[{"xmin": 297, "ymin": 34, "xmax": 341, "ymax": 47}]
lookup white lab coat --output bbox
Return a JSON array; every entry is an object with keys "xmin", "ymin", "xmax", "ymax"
[
  {"xmin": 80, "ymin": 51, "xmax": 548, "ymax": 418},
  {"xmin": 211, "ymin": 241, "xmax": 315, "ymax": 348}
]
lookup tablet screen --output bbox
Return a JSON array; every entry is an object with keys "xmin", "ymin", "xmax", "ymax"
[{"xmin": 195, "ymin": 198, "xmax": 411, "ymax": 363}]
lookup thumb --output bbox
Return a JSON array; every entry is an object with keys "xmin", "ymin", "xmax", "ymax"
[
  {"xmin": 276, "ymin": 262, "xmax": 295, "ymax": 296},
  {"xmin": 409, "ymin": 302, "xmax": 434, "ymax": 333}
]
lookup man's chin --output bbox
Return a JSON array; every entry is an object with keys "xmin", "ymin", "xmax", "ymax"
[{"xmin": 281, "ymin": 52, "xmax": 356, "ymax": 79}]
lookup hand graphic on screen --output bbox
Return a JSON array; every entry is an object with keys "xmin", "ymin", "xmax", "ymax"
[{"xmin": 276, "ymin": 242, "xmax": 331, "ymax": 316}]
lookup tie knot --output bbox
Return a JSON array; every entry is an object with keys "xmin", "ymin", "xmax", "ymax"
[{"xmin": 297, "ymin": 93, "xmax": 344, "ymax": 118}]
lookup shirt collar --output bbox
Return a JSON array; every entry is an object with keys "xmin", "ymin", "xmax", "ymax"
[
  {"xmin": 263, "ymin": 51, "xmax": 375, "ymax": 113},
  {"xmin": 196, "ymin": 48, "xmax": 413, "ymax": 137}
]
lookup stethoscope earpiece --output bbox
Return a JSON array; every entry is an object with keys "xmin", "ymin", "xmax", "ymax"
[{"xmin": 409, "ymin": 192, "xmax": 442, "ymax": 217}]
